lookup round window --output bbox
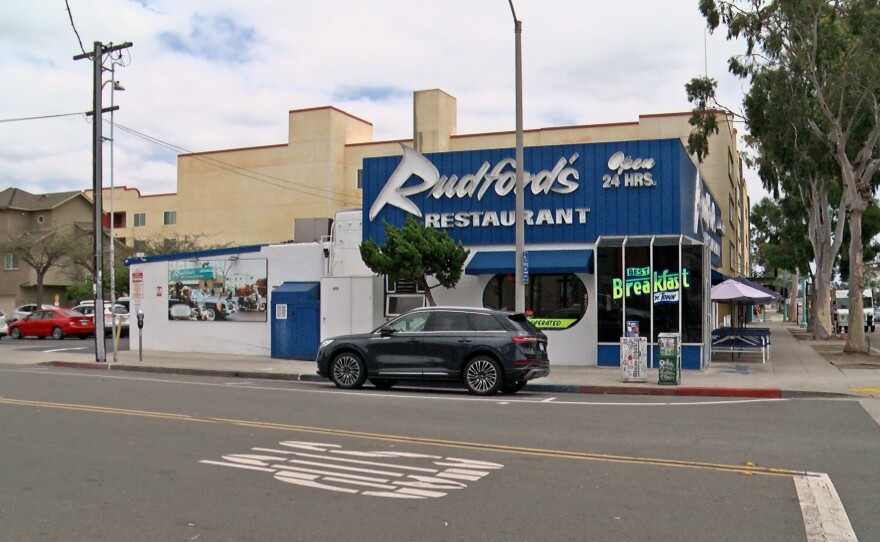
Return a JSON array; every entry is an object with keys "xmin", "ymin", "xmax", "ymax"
[{"xmin": 482, "ymin": 273, "xmax": 588, "ymax": 330}]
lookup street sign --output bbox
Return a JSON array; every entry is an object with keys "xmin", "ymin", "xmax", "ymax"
[
  {"xmin": 522, "ymin": 251, "xmax": 529, "ymax": 284},
  {"xmin": 131, "ymin": 269, "xmax": 144, "ymax": 300}
]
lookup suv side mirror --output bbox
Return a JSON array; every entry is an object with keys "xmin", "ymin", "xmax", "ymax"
[{"xmin": 379, "ymin": 327, "xmax": 396, "ymax": 337}]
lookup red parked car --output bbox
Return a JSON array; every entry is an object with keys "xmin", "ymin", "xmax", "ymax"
[{"xmin": 8, "ymin": 308, "xmax": 95, "ymax": 340}]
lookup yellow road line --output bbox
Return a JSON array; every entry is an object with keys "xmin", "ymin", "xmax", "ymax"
[
  {"xmin": 850, "ymin": 387, "xmax": 880, "ymax": 395},
  {"xmin": 0, "ymin": 396, "xmax": 809, "ymax": 478}
]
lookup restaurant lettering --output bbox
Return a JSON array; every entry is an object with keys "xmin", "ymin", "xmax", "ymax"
[
  {"xmin": 425, "ymin": 207, "xmax": 591, "ymax": 228},
  {"xmin": 369, "ymin": 146, "xmax": 581, "ymax": 221}
]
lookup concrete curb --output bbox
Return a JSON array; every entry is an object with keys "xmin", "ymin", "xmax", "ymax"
[
  {"xmin": 43, "ymin": 361, "xmax": 323, "ymax": 382},
  {"xmin": 44, "ymin": 361, "xmax": 856, "ymax": 399}
]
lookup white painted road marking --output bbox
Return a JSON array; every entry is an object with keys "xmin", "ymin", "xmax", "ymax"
[
  {"xmin": 200, "ymin": 440, "xmax": 503, "ymax": 499},
  {"xmin": 41, "ymin": 347, "xmax": 88, "ymax": 353},
  {"xmin": 794, "ymin": 473, "xmax": 858, "ymax": 541},
  {"xmin": 0, "ymin": 390, "xmax": 864, "ymax": 539}
]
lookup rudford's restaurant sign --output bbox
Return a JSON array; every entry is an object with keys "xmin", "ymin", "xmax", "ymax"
[{"xmin": 362, "ymin": 139, "xmax": 715, "ymax": 247}]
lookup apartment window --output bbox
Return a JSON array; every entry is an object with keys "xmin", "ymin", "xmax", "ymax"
[
  {"xmin": 134, "ymin": 213, "xmax": 146, "ymax": 227},
  {"xmin": 133, "ymin": 239, "xmax": 146, "ymax": 252},
  {"xmin": 3, "ymin": 254, "xmax": 18, "ymax": 270},
  {"xmin": 163, "ymin": 211, "xmax": 177, "ymax": 225},
  {"xmin": 112, "ymin": 212, "xmax": 126, "ymax": 228}
]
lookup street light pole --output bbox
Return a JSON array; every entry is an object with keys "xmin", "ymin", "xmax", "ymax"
[
  {"xmin": 508, "ymin": 0, "xmax": 525, "ymax": 313},
  {"xmin": 108, "ymin": 68, "xmax": 124, "ymax": 362}
]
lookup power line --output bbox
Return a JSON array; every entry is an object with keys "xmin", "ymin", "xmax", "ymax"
[
  {"xmin": 0, "ymin": 111, "xmax": 87, "ymax": 123},
  {"xmin": 108, "ymin": 120, "xmax": 361, "ymax": 205},
  {"xmin": 64, "ymin": 0, "xmax": 87, "ymax": 55},
  {"xmin": 0, "ymin": 106, "xmax": 361, "ymax": 204}
]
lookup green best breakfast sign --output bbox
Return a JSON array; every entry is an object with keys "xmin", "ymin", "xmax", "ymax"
[{"xmin": 612, "ymin": 267, "xmax": 691, "ymax": 304}]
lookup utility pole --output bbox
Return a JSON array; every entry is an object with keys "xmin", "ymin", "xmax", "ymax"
[{"xmin": 75, "ymin": 41, "xmax": 132, "ymax": 363}]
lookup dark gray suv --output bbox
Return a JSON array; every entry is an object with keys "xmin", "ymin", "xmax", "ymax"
[{"xmin": 316, "ymin": 306, "xmax": 550, "ymax": 395}]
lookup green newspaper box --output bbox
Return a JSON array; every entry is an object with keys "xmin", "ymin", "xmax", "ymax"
[{"xmin": 657, "ymin": 333, "xmax": 681, "ymax": 385}]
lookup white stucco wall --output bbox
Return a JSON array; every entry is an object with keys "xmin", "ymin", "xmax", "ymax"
[
  {"xmin": 128, "ymin": 237, "xmax": 598, "ymax": 365},
  {"xmin": 131, "ymin": 243, "xmax": 324, "ymax": 356}
]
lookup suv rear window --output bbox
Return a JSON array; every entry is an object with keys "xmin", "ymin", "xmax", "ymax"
[
  {"xmin": 469, "ymin": 312, "xmax": 505, "ymax": 331},
  {"xmin": 505, "ymin": 313, "xmax": 541, "ymax": 334}
]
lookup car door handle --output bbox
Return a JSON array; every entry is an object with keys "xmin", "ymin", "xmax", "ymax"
[{"xmin": 458, "ymin": 339, "xmax": 471, "ymax": 344}]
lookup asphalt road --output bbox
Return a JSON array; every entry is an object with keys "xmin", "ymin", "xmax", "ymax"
[
  {"xmin": 0, "ymin": 334, "xmax": 130, "ymax": 355},
  {"xmin": 0, "ymin": 366, "xmax": 878, "ymax": 541}
]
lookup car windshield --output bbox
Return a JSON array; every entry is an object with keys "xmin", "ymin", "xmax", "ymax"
[{"xmin": 381, "ymin": 312, "xmax": 429, "ymax": 333}]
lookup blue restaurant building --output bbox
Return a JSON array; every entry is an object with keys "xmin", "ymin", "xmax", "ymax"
[{"xmin": 361, "ymin": 138, "xmax": 724, "ymax": 370}]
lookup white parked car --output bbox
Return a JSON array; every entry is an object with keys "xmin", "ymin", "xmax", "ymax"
[
  {"xmin": 9, "ymin": 303, "xmax": 53, "ymax": 324},
  {"xmin": 0, "ymin": 308, "xmax": 7, "ymax": 339},
  {"xmin": 72, "ymin": 303, "xmax": 130, "ymax": 336}
]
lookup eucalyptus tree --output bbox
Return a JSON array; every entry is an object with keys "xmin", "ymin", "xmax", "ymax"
[
  {"xmin": 744, "ymin": 66, "xmax": 845, "ymax": 338},
  {"xmin": 697, "ymin": 0, "xmax": 880, "ymax": 352}
]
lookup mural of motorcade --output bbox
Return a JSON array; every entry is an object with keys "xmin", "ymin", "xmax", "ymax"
[
  {"xmin": 168, "ymin": 287, "xmax": 236, "ymax": 321},
  {"xmin": 168, "ymin": 259, "xmax": 267, "ymax": 322}
]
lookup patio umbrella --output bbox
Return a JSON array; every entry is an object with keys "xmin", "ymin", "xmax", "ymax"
[{"xmin": 711, "ymin": 279, "xmax": 778, "ymax": 305}]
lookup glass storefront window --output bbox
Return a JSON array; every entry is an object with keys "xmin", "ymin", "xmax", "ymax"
[
  {"xmin": 651, "ymin": 245, "xmax": 680, "ymax": 341},
  {"xmin": 681, "ymin": 245, "xmax": 704, "ymax": 342},
  {"xmin": 623, "ymin": 246, "xmax": 651, "ymax": 340},
  {"xmin": 596, "ymin": 239, "xmax": 704, "ymax": 343},
  {"xmin": 482, "ymin": 274, "xmax": 588, "ymax": 330},
  {"xmin": 596, "ymin": 247, "xmax": 624, "ymax": 342}
]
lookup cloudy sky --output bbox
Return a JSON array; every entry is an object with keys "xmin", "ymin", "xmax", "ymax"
[{"xmin": 0, "ymin": 0, "xmax": 767, "ymax": 203}]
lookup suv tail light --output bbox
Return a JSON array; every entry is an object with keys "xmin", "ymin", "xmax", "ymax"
[{"xmin": 511, "ymin": 336, "xmax": 537, "ymax": 345}]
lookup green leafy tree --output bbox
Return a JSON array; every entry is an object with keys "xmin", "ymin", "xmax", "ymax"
[
  {"xmin": 359, "ymin": 216, "xmax": 470, "ymax": 306},
  {"xmin": 745, "ymin": 65, "xmax": 848, "ymax": 337},
  {"xmin": 64, "ymin": 234, "xmax": 130, "ymax": 302},
  {"xmin": 65, "ymin": 264, "xmax": 130, "ymax": 304},
  {"xmin": 695, "ymin": 0, "xmax": 880, "ymax": 352},
  {"xmin": 837, "ymin": 202, "xmax": 880, "ymax": 279}
]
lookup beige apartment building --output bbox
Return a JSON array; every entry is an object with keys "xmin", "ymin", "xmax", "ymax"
[
  {"xmin": 0, "ymin": 188, "xmax": 97, "ymax": 313},
  {"xmin": 90, "ymin": 88, "xmax": 749, "ymax": 278}
]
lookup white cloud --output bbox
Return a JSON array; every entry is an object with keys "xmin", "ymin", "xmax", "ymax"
[{"xmin": 0, "ymin": 0, "xmax": 767, "ymax": 204}]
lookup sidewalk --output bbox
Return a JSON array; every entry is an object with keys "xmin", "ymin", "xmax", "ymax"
[{"xmin": 7, "ymin": 312, "xmax": 880, "ymax": 398}]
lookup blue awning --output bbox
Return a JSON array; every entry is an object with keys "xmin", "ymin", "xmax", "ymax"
[
  {"xmin": 465, "ymin": 249, "xmax": 593, "ymax": 275},
  {"xmin": 711, "ymin": 269, "xmax": 729, "ymax": 285}
]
